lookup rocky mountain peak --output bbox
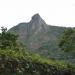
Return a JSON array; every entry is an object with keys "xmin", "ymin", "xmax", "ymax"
[
  {"xmin": 29, "ymin": 14, "xmax": 48, "ymax": 32},
  {"xmin": 8, "ymin": 13, "xmax": 65, "ymax": 52},
  {"xmin": 32, "ymin": 13, "xmax": 41, "ymax": 20},
  {"xmin": 31, "ymin": 13, "xmax": 46, "ymax": 24}
]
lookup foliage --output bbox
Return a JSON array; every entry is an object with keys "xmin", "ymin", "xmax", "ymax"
[
  {"xmin": 59, "ymin": 28, "xmax": 75, "ymax": 52},
  {"xmin": 0, "ymin": 27, "xmax": 19, "ymax": 50},
  {"xmin": 0, "ymin": 49, "xmax": 75, "ymax": 75},
  {"xmin": 0, "ymin": 26, "xmax": 75, "ymax": 75}
]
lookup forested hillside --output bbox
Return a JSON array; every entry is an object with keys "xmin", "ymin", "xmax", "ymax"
[
  {"xmin": 0, "ymin": 26, "xmax": 75, "ymax": 75},
  {"xmin": 0, "ymin": 49, "xmax": 75, "ymax": 75}
]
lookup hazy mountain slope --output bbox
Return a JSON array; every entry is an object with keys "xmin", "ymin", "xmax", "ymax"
[{"xmin": 8, "ymin": 14, "xmax": 66, "ymax": 58}]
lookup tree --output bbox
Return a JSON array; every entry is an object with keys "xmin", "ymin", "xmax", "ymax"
[
  {"xmin": 0, "ymin": 27, "xmax": 19, "ymax": 50},
  {"xmin": 59, "ymin": 28, "xmax": 75, "ymax": 52}
]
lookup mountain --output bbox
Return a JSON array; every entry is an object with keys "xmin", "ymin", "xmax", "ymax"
[{"xmin": 8, "ymin": 14, "xmax": 66, "ymax": 59}]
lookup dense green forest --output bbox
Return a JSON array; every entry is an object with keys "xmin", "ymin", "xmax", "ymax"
[{"xmin": 0, "ymin": 27, "xmax": 75, "ymax": 75}]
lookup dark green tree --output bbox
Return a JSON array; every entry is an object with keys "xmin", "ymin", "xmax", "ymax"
[
  {"xmin": 0, "ymin": 27, "xmax": 18, "ymax": 50},
  {"xmin": 59, "ymin": 28, "xmax": 75, "ymax": 52}
]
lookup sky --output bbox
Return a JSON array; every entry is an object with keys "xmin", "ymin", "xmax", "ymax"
[{"xmin": 0, "ymin": 0, "xmax": 75, "ymax": 30}]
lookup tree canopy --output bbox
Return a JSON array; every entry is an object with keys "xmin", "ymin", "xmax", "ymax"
[
  {"xmin": 0, "ymin": 27, "xmax": 18, "ymax": 50},
  {"xmin": 59, "ymin": 28, "xmax": 75, "ymax": 52}
]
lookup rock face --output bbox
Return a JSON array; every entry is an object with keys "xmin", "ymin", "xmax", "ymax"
[
  {"xmin": 30, "ymin": 14, "xmax": 48, "ymax": 32},
  {"xmin": 8, "ymin": 13, "xmax": 65, "ymax": 58}
]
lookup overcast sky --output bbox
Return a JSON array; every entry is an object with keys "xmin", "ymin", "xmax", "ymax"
[{"xmin": 0, "ymin": 0, "xmax": 75, "ymax": 29}]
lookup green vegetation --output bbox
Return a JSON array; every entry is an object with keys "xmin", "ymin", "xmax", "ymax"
[
  {"xmin": 59, "ymin": 28, "xmax": 75, "ymax": 52},
  {"xmin": 0, "ymin": 27, "xmax": 19, "ymax": 50},
  {"xmin": 0, "ymin": 27, "xmax": 75, "ymax": 75},
  {"xmin": 0, "ymin": 49, "xmax": 75, "ymax": 75}
]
